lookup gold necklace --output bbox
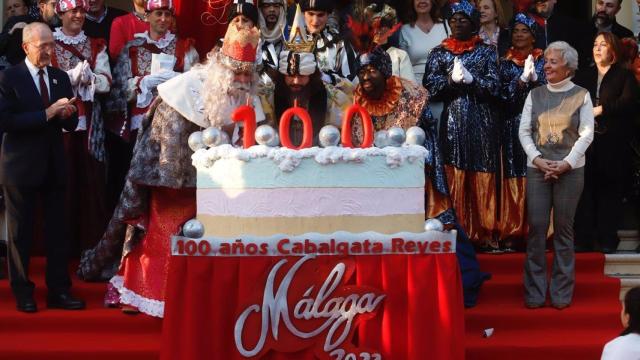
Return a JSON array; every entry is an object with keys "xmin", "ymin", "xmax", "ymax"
[{"xmin": 545, "ymin": 90, "xmax": 568, "ymax": 145}]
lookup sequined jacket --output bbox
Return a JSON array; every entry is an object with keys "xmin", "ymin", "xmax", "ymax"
[
  {"xmin": 424, "ymin": 42, "xmax": 500, "ymax": 173},
  {"xmin": 498, "ymin": 51, "xmax": 546, "ymax": 177}
]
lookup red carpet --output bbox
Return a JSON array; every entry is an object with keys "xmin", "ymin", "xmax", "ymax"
[
  {"xmin": 465, "ymin": 253, "xmax": 623, "ymax": 360},
  {"xmin": 0, "ymin": 259, "xmax": 162, "ymax": 360},
  {"xmin": 0, "ymin": 254, "xmax": 623, "ymax": 359}
]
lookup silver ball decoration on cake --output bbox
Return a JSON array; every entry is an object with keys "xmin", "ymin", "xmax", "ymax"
[
  {"xmin": 183, "ymin": 219, "xmax": 205, "ymax": 238},
  {"xmin": 405, "ymin": 126, "xmax": 426, "ymax": 146},
  {"xmin": 319, "ymin": 125, "xmax": 341, "ymax": 147},
  {"xmin": 188, "ymin": 131, "xmax": 206, "ymax": 152},
  {"xmin": 202, "ymin": 127, "xmax": 222, "ymax": 147},
  {"xmin": 424, "ymin": 218, "xmax": 444, "ymax": 232},
  {"xmin": 387, "ymin": 127, "xmax": 406, "ymax": 147},
  {"xmin": 374, "ymin": 130, "xmax": 389, "ymax": 148},
  {"xmin": 255, "ymin": 125, "xmax": 277, "ymax": 146},
  {"xmin": 267, "ymin": 132, "xmax": 280, "ymax": 147},
  {"xmin": 218, "ymin": 131, "xmax": 230, "ymax": 145}
]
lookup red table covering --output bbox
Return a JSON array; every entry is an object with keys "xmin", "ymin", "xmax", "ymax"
[{"xmin": 161, "ymin": 253, "xmax": 465, "ymax": 360}]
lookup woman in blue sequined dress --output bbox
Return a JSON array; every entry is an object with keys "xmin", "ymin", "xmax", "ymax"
[
  {"xmin": 423, "ymin": 0, "xmax": 500, "ymax": 247},
  {"xmin": 496, "ymin": 13, "xmax": 546, "ymax": 251}
]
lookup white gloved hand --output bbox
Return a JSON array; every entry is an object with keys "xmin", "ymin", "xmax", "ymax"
[
  {"xmin": 155, "ymin": 70, "xmax": 180, "ymax": 82},
  {"xmin": 79, "ymin": 60, "xmax": 94, "ymax": 85},
  {"xmin": 451, "ymin": 57, "xmax": 464, "ymax": 84},
  {"xmin": 520, "ymin": 55, "xmax": 537, "ymax": 83},
  {"xmin": 66, "ymin": 61, "xmax": 83, "ymax": 87},
  {"xmin": 140, "ymin": 73, "xmax": 166, "ymax": 90},
  {"xmin": 526, "ymin": 54, "xmax": 538, "ymax": 82},
  {"xmin": 461, "ymin": 62, "xmax": 473, "ymax": 84}
]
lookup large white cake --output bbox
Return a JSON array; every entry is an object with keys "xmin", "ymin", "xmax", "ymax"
[{"xmin": 192, "ymin": 145, "xmax": 428, "ymax": 238}]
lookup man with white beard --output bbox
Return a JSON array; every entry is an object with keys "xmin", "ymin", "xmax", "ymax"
[{"xmin": 77, "ymin": 23, "xmax": 263, "ymax": 317}]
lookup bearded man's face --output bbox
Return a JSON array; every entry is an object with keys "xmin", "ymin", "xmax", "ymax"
[
  {"xmin": 229, "ymin": 71, "xmax": 253, "ymax": 98},
  {"xmin": 284, "ymin": 74, "xmax": 311, "ymax": 94}
]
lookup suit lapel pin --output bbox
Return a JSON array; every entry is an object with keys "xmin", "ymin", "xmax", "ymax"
[{"xmin": 52, "ymin": 79, "xmax": 57, "ymax": 85}]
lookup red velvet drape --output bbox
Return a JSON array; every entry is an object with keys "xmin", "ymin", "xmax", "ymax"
[
  {"xmin": 161, "ymin": 254, "xmax": 465, "ymax": 360},
  {"xmin": 174, "ymin": 0, "xmax": 233, "ymax": 56}
]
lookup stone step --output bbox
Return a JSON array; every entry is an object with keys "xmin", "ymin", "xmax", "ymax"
[
  {"xmin": 605, "ymin": 253, "xmax": 640, "ymax": 276},
  {"xmin": 617, "ymin": 230, "xmax": 640, "ymax": 252},
  {"xmin": 618, "ymin": 276, "xmax": 640, "ymax": 300}
]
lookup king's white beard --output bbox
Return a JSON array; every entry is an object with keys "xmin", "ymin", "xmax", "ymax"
[{"xmin": 200, "ymin": 58, "xmax": 255, "ymax": 128}]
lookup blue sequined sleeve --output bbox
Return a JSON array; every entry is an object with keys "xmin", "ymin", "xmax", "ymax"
[
  {"xmin": 465, "ymin": 45, "xmax": 500, "ymax": 100},
  {"xmin": 423, "ymin": 47, "xmax": 453, "ymax": 102}
]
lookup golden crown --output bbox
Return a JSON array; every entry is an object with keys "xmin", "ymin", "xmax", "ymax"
[{"xmin": 284, "ymin": 4, "xmax": 316, "ymax": 53}]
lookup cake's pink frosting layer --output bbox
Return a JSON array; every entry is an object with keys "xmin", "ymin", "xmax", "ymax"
[{"xmin": 197, "ymin": 187, "xmax": 424, "ymax": 218}]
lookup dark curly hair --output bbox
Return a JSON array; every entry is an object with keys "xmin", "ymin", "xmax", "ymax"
[{"xmin": 622, "ymin": 287, "xmax": 640, "ymax": 336}]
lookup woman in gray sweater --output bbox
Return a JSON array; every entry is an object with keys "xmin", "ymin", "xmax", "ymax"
[{"xmin": 518, "ymin": 41, "xmax": 594, "ymax": 310}]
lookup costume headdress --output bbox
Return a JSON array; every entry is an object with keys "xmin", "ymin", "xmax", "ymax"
[
  {"xmin": 55, "ymin": 0, "xmax": 88, "ymax": 14},
  {"xmin": 347, "ymin": 3, "xmax": 402, "ymax": 53},
  {"xmin": 442, "ymin": 0, "xmax": 480, "ymax": 30},
  {"xmin": 146, "ymin": 0, "xmax": 174, "ymax": 12},
  {"xmin": 299, "ymin": 0, "xmax": 335, "ymax": 13},
  {"xmin": 510, "ymin": 12, "xmax": 538, "ymax": 37},
  {"xmin": 355, "ymin": 46, "xmax": 392, "ymax": 79},
  {"xmin": 229, "ymin": 0, "xmax": 259, "ymax": 26},
  {"xmin": 258, "ymin": 0, "xmax": 286, "ymax": 43},
  {"xmin": 220, "ymin": 22, "xmax": 261, "ymax": 72},
  {"xmin": 279, "ymin": 5, "xmax": 316, "ymax": 76}
]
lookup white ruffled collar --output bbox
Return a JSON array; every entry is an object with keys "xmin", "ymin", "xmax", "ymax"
[
  {"xmin": 134, "ymin": 31, "xmax": 175, "ymax": 49},
  {"xmin": 53, "ymin": 28, "xmax": 87, "ymax": 45}
]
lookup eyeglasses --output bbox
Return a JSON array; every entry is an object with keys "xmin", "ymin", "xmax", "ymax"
[{"xmin": 27, "ymin": 42, "xmax": 55, "ymax": 51}]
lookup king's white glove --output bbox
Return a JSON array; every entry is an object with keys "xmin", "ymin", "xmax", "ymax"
[
  {"xmin": 66, "ymin": 61, "xmax": 84, "ymax": 87},
  {"xmin": 140, "ymin": 71, "xmax": 177, "ymax": 91},
  {"xmin": 137, "ymin": 70, "xmax": 180, "ymax": 108}
]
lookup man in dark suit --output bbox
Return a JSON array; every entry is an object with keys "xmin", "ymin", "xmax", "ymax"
[
  {"xmin": 592, "ymin": 0, "xmax": 634, "ymax": 40},
  {"xmin": 530, "ymin": 0, "xmax": 592, "ymax": 68},
  {"xmin": 0, "ymin": 22, "xmax": 85, "ymax": 313},
  {"xmin": 585, "ymin": 0, "xmax": 636, "ymax": 66},
  {"xmin": 83, "ymin": 0, "xmax": 127, "ymax": 49}
]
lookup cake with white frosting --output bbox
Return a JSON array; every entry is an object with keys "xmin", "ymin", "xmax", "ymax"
[{"xmin": 192, "ymin": 145, "xmax": 427, "ymax": 237}]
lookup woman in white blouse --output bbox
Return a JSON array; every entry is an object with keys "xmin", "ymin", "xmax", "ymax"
[
  {"xmin": 399, "ymin": 0, "xmax": 449, "ymax": 85},
  {"xmin": 602, "ymin": 287, "xmax": 640, "ymax": 359},
  {"xmin": 519, "ymin": 41, "xmax": 594, "ymax": 310}
]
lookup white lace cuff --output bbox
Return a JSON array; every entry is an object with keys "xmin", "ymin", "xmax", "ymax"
[{"xmin": 110, "ymin": 275, "xmax": 165, "ymax": 318}]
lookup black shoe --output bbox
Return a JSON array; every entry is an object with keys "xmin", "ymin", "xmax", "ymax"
[
  {"xmin": 16, "ymin": 297, "xmax": 37, "ymax": 313},
  {"xmin": 47, "ymin": 292, "xmax": 86, "ymax": 310}
]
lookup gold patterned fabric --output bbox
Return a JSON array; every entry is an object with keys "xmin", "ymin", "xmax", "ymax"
[
  {"xmin": 445, "ymin": 165, "xmax": 497, "ymax": 243},
  {"xmin": 498, "ymin": 176, "xmax": 528, "ymax": 242}
]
